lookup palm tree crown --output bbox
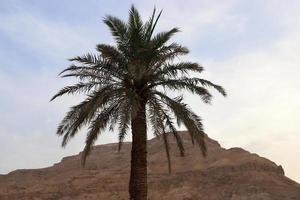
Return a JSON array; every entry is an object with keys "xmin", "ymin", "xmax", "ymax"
[{"xmin": 51, "ymin": 5, "xmax": 226, "ymax": 173}]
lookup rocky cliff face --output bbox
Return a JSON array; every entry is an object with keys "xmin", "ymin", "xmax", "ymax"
[{"xmin": 1, "ymin": 131, "xmax": 300, "ymax": 200}]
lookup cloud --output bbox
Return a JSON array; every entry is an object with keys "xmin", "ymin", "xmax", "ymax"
[
  {"xmin": 0, "ymin": 13, "xmax": 97, "ymax": 61},
  {"xmin": 0, "ymin": 7, "xmax": 98, "ymax": 173},
  {"xmin": 137, "ymin": 0, "xmax": 242, "ymax": 42},
  {"xmin": 188, "ymin": 24, "xmax": 300, "ymax": 182}
]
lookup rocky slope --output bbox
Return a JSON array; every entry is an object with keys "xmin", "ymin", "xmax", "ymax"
[{"xmin": 0, "ymin": 131, "xmax": 300, "ymax": 200}]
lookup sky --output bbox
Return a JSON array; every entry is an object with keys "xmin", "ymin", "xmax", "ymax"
[{"xmin": 0, "ymin": 0, "xmax": 300, "ymax": 182}]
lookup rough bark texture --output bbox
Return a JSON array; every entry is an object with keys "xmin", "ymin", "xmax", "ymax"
[{"xmin": 129, "ymin": 101, "xmax": 147, "ymax": 200}]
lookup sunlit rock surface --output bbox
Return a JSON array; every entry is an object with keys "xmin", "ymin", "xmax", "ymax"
[{"xmin": 1, "ymin": 131, "xmax": 300, "ymax": 200}]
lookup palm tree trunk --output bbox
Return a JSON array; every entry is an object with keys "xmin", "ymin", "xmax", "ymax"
[{"xmin": 129, "ymin": 100, "xmax": 147, "ymax": 200}]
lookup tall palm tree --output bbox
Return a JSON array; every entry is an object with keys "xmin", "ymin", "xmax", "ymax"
[{"xmin": 51, "ymin": 5, "xmax": 226, "ymax": 200}]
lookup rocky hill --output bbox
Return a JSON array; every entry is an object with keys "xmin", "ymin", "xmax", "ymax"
[{"xmin": 0, "ymin": 131, "xmax": 300, "ymax": 200}]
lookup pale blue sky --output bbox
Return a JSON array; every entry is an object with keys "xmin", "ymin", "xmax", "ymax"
[{"xmin": 1, "ymin": 0, "xmax": 300, "ymax": 182}]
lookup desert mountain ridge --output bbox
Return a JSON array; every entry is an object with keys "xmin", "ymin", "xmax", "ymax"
[{"xmin": 0, "ymin": 131, "xmax": 300, "ymax": 200}]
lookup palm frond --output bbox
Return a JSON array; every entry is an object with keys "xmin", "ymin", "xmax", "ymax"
[
  {"xmin": 50, "ymin": 82, "xmax": 98, "ymax": 101},
  {"xmin": 57, "ymin": 86, "xmax": 123, "ymax": 147},
  {"xmin": 162, "ymin": 112, "xmax": 185, "ymax": 157},
  {"xmin": 195, "ymin": 78, "xmax": 227, "ymax": 97},
  {"xmin": 69, "ymin": 54, "xmax": 101, "ymax": 66},
  {"xmin": 162, "ymin": 126, "xmax": 171, "ymax": 174},
  {"xmin": 147, "ymin": 97, "xmax": 184, "ymax": 173},
  {"xmin": 128, "ymin": 5, "xmax": 144, "ymax": 49},
  {"xmin": 144, "ymin": 7, "xmax": 163, "ymax": 42},
  {"xmin": 151, "ymin": 28, "xmax": 180, "ymax": 49},
  {"xmin": 144, "ymin": 44, "xmax": 189, "ymax": 76},
  {"xmin": 81, "ymin": 102, "xmax": 119, "ymax": 166},
  {"xmin": 63, "ymin": 55, "xmax": 125, "ymax": 80},
  {"xmin": 96, "ymin": 44, "xmax": 126, "ymax": 65},
  {"xmin": 148, "ymin": 98, "xmax": 172, "ymax": 173},
  {"xmin": 117, "ymin": 99, "xmax": 131, "ymax": 151},
  {"xmin": 103, "ymin": 15, "xmax": 128, "ymax": 43},
  {"xmin": 153, "ymin": 91, "xmax": 207, "ymax": 156},
  {"xmin": 149, "ymin": 78, "xmax": 213, "ymax": 104},
  {"xmin": 154, "ymin": 62, "xmax": 204, "ymax": 78},
  {"xmin": 147, "ymin": 98, "xmax": 164, "ymax": 137}
]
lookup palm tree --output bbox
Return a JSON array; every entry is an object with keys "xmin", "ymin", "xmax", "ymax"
[{"xmin": 51, "ymin": 5, "xmax": 226, "ymax": 200}]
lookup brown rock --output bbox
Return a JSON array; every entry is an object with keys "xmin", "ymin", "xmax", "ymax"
[{"xmin": 0, "ymin": 131, "xmax": 299, "ymax": 199}]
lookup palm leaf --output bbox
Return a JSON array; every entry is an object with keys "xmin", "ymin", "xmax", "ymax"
[{"xmin": 81, "ymin": 102, "xmax": 119, "ymax": 166}]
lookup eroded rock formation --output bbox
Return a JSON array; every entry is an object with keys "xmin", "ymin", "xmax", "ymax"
[{"xmin": 1, "ymin": 131, "xmax": 299, "ymax": 199}]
